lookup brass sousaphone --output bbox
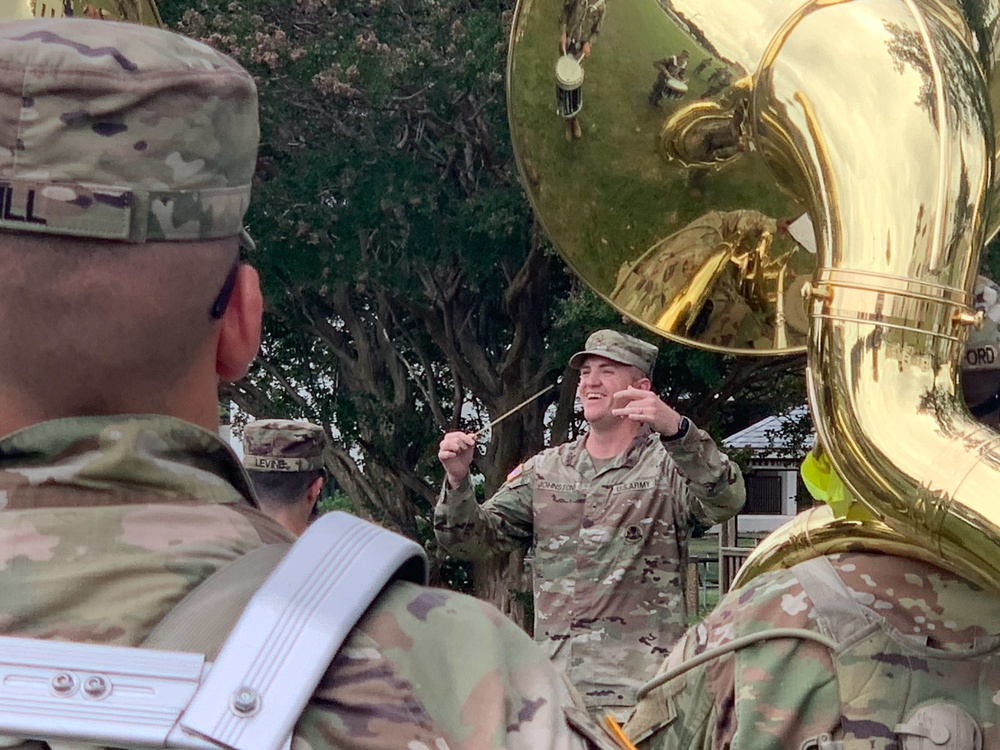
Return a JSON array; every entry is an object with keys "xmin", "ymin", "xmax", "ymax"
[{"xmin": 508, "ymin": 0, "xmax": 1000, "ymax": 594}]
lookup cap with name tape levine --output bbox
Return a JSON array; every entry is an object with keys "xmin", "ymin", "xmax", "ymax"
[
  {"xmin": 0, "ymin": 17, "xmax": 258, "ymax": 243},
  {"xmin": 243, "ymin": 420, "xmax": 328, "ymax": 473}
]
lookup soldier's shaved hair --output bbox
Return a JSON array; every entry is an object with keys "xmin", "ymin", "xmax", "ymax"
[
  {"xmin": 251, "ymin": 470, "xmax": 325, "ymax": 509},
  {"xmin": 0, "ymin": 233, "xmax": 238, "ymax": 416}
]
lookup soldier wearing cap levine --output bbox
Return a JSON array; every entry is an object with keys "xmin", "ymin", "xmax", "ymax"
[
  {"xmin": 243, "ymin": 419, "xmax": 327, "ymax": 536},
  {"xmin": 0, "ymin": 17, "xmax": 623, "ymax": 750},
  {"xmin": 435, "ymin": 329, "xmax": 746, "ymax": 721}
]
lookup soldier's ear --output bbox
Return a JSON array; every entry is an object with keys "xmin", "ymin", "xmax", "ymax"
[
  {"xmin": 215, "ymin": 264, "xmax": 263, "ymax": 381},
  {"xmin": 308, "ymin": 476, "xmax": 324, "ymax": 505}
]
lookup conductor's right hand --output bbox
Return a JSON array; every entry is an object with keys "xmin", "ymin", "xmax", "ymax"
[{"xmin": 439, "ymin": 431, "xmax": 476, "ymax": 488}]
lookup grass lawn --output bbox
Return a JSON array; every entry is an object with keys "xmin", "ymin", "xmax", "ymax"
[
  {"xmin": 687, "ymin": 532, "xmax": 765, "ymax": 622},
  {"xmin": 688, "ymin": 534, "xmax": 721, "ymax": 621}
]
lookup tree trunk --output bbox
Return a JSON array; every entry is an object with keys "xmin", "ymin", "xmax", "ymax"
[{"xmin": 472, "ymin": 548, "xmax": 531, "ymax": 632}]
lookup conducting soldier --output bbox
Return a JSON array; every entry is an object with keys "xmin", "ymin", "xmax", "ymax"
[
  {"xmin": 243, "ymin": 419, "xmax": 327, "ymax": 536},
  {"xmin": 436, "ymin": 329, "xmax": 745, "ymax": 722},
  {"xmin": 0, "ymin": 16, "xmax": 623, "ymax": 750},
  {"xmin": 623, "ymin": 276, "xmax": 1000, "ymax": 749}
]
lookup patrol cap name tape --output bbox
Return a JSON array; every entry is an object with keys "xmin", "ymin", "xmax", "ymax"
[
  {"xmin": 0, "ymin": 19, "xmax": 258, "ymax": 242},
  {"xmin": 569, "ymin": 329, "xmax": 659, "ymax": 376},
  {"xmin": 244, "ymin": 455, "xmax": 323, "ymax": 472},
  {"xmin": 242, "ymin": 419, "xmax": 327, "ymax": 473},
  {"xmin": 0, "ymin": 177, "xmax": 249, "ymax": 242}
]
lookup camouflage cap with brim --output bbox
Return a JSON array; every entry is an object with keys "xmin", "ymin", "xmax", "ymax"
[
  {"xmin": 243, "ymin": 419, "xmax": 327, "ymax": 473},
  {"xmin": 569, "ymin": 329, "xmax": 659, "ymax": 377},
  {"xmin": 0, "ymin": 17, "xmax": 257, "ymax": 243}
]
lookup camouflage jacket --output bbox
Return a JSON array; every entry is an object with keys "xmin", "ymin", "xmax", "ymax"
[
  {"xmin": 560, "ymin": 0, "xmax": 605, "ymax": 48},
  {"xmin": 0, "ymin": 415, "xmax": 622, "ymax": 750},
  {"xmin": 434, "ymin": 423, "xmax": 744, "ymax": 716},
  {"xmin": 625, "ymin": 551, "xmax": 1000, "ymax": 750}
]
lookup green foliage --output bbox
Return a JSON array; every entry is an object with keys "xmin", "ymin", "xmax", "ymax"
[
  {"xmin": 316, "ymin": 489, "xmax": 355, "ymax": 515},
  {"xmin": 164, "ymin": 0, "xmax": 808, "ymax": 603},
  {"xmin": 723, "ymin": 445, "xmax": 754, "ymax": 476},
  {"xmin": 984, "ymin": 233, "xmax": 1000, "ymax": 282},
  {"xmin": 760, "ymin": 407, "xmax": 813, "ymax": 459},
  {"xmin": 166, "ymin": 0, "xmax": 569, "ymax": 592},
  {"xmin": 439, "ymin": 556, "xmax": 474, "ymax": 593}
]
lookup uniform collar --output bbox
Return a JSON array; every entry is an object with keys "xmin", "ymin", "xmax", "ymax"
[
  {"xmin": 0, "ymin": 415, "xmax": 258, "ymax": 508},
  {"xmin": 566, "ymin": 424, "xmax": 656, "ymax": 474}
]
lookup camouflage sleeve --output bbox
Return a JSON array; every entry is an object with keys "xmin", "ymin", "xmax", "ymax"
[
  {"xmin": 433, "ymin": 460, "xmax": 535, "ymax": 561},
  {"xmin": 559, "ymin": 0, "xmax": 571, "ymax": 30},
  {"xmin": 662, "ymin": 420, "xmax": 745, "ymax": 526},
  {"xmin": 293, "ymin": 581, "xmax": 626, "ymax": 750},
  {"xmin": 589, "ymin": 5, "xmax": 606, "ymax": 40}
]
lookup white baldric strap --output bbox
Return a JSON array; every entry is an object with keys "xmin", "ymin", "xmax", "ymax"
[
  {"xmin": 0, "ymin": 512, "xmax": 427, "ymax": 750},
  {"xmin": 0, "ymin": 637, "xmax": 215, "ymax": 749},
  {"xmin": 179, "ymin": 512, "xmax": 426, "ymax": 750}
]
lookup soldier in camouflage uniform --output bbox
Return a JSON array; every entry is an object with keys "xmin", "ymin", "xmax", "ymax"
[
  {"xmin": 243, "ymin": 419, "xmax": 327, "ymax": 536},
  {"xmin": 435, "ymin": 330, "xmax": 745, "ymax": 722},
  {"xmin": 559, "ymin": 0, "xmax": 605, "ymax": 60},
  {"xmin": 0, "ymin": 17, "xmax": 624, "ymax": 750},
  {"xmin": 624, "ymin": 277, "xmax": 1000, "ymax": 749},
  {"xmin": 648, "ymin": 50, "xmax": 689, "ymax": 107},
  {"xmin": 558, "ymin": 0, "xmax": 606, "ymax": 140}
]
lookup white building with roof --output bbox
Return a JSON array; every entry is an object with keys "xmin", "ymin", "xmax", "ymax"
[{"xmin": 722, "ymin": 406, "xmax": 812, "ymax": 533}]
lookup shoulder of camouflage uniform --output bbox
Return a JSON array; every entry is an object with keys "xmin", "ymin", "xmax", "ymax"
[
  {"xmin": 624, "ymin": 567, "xmax": 823, "ymax": 747},
  {"xmin": 702, "ymin": 553, "xmax": 1000, "ymax": 645},
  {"xmin": 295, "ymin": 580, "xmax": 627, "ymax": 749},
  {"xmin": 546, "ymin": 435, "xmax": 588, "ymax": 467},
  {"xmin": 504, "ymin": 454, "xmax": 538, "ymax": 485},
  {"xmin": 705, "ymin": 566, "xmax": 805, "ymax": 638}
]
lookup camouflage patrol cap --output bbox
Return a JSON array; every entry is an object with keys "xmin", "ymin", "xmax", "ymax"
[
  {"xmin": 243, "ymin": 420, "xmax": 327, "ymax": 473},
  {"xmin": 569, "ymin": 329, "xmax": 659, "ymax": 377},
  {"xmin": 0, "ymin": 17, "xmax": 257, "ymax": 243}
]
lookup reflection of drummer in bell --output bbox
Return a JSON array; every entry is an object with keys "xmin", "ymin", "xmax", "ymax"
[
  {"xmin": 648, "ymin": 49, "xmax": 689, "ymax": 107},
  {"xmin": 557, "ymin": 0, "xmax": 606, "ymax": 140}
]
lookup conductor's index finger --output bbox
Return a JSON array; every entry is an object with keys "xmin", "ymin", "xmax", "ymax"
[{"xmin": 452, "ymin": 432, "xmax": 477, "ymax": 449}]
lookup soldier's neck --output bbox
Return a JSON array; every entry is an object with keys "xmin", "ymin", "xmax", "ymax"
[
  {"xmin": 0, "ymin": 379, "xmax": 220, "ymax": 438},
  {"xmin": 585, "ymin": 417, "xmax": 637, "ymax": 459}
]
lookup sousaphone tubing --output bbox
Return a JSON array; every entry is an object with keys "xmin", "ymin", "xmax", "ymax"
[{"xmin": 508, "ymin": 0, "xmax": 1000, "ymax": 595}]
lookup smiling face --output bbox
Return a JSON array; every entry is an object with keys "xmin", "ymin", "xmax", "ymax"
[{"xmin": 576, "ymin": 354, "xmax": 649, "ymax": 426}]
